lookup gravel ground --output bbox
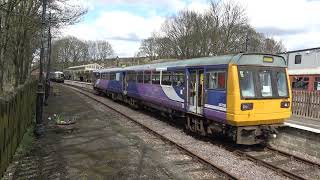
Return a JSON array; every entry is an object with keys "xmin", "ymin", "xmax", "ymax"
[{"xmin": 66, "ymin": 84, "xmax": 289, "ymax": 180}]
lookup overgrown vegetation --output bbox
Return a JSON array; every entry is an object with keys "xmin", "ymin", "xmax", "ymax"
[
  {"xmin": 138, "ymin": 0, "xmax": 285, "ymax": 59},
  {"xmin": 0, "ymin": 0, "xmax": 86, "ymax": 94}
]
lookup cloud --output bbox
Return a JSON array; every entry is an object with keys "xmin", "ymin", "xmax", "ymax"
[
  {"xmin": 256, "ymin": 27, "xmax": 306, "ymax": 36},
  {"xmin": 63, "ymin": 10, "xmax": 165, "ymax": 57},
  {"xmin": 237, "ymin": 0, "xmax": 320, "ymax": 50}
]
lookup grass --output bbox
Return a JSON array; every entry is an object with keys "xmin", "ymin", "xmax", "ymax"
[{"xmin": 15, "ymin": 125, "xmax": 35, "ymax": 156}]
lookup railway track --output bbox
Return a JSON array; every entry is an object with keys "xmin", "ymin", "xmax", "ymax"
[
  {"xmin": 61, "ymin": 83, "xmax": 238, "ymax": 180},
  {"xmin": 234, "ymin": 146, "xmax": 320, "ymax": 180},
  {"xmin": 61, "ymin": 81, "xmax": 320, "ymax": 180}
]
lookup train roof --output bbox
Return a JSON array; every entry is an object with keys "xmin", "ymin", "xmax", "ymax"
[{"xmin": 94, "ymin": 53, "xmax": 286, "ymax": 73}]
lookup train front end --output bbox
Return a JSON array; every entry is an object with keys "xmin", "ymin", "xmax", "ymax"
[{"xmin": 227, "ymin": 54, "xmax": 292, "ymax": 144}]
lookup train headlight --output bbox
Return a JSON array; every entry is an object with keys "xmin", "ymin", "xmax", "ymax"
[
  {"xmin": 281, "ymin": 101, "xmax": 290, "ymax": 108},
  {"xmin": 241, "ymin": 103, "xmax": 253, "ymax": 111}
]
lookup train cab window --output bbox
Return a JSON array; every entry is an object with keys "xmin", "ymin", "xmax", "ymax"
[
  {"xmin": 152, "ymin": 71, "xmax": 160, "ymax": 84},
  {"xmin": 144, "ymin": 71, "xmax": 151, "ymax": 84},
  {"xmin": 116, "ymin": 73, "xmax": 121, "ymax": 81},
  {"xmin": 295, "ymin": 55, "xmax": 302, "ymax": 64},
  {"xmin": 276, "ymin": 71, "xmax": 288, "ymax": 97},
  {"xmin": 172, "ymin": 72, "xmax": 184, "ymax": 87},
  {"xmin": 161, "ymin": 72, "xmax": 172, "ymax": 85},
  {"xmin": 259, "ymin": 70, "xmax": 273, "ymax": 97},
  {"xmin": 239, "ymin": 70, "xmax": 255, "ymax": 98},
  {"xmin": 137, "ymin": 72, "xmax": 143, "ymax": 83},
  {"xmin": 206, "ymin": 71, "xmax": 226, "ymax": 90}
]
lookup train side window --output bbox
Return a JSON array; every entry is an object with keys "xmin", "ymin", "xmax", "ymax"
[
  {"xmin": 137, "ymin": 71, "xmax": 143, "ymax": 83},
  {"xmin": 206, "ymin": 71, "xmax": 226, "ymax": 90},
  {"xmin": 161, "ymin": 71, "xmax": 172, "ymax": 86},
  {"xmin": 110, "ymin": 73, "xmax": 116, "ymax": 80},
  {"xmin": 144, "ymin": 71, "xmax": 151, "ymax": 84},
  {"xmin": 152, "ymin": 71, "xmax": 160, "ymax": 84},
  {"xmin": 116, "ymin": 73, "xmax": 121, "ymax": 81},
  {"xmin": 101, "ymin": 73, "xmax": 106, "ymax": 79},
  {"xmin": 295, "ymin": 55, "xmax": 302, "ymax": 64},
  {"xmin": 127, "ymin": 71, "xmax": 136, "ymax": 82},
  {"xmin": 172, "ymin": 72, "xmax": 184, "ymax": 86}
]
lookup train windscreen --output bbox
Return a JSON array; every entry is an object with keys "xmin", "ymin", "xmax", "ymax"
[{"xmin": 238, "ymin": 66, "xmax": 288, "ymax": 99}]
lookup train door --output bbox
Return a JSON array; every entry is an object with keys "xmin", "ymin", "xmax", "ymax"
[
  {"xmin": 122, "ymin": 72, "xmax": 127, "ymax": 94},
  {"xmin": 187, "ymin": 68, "xmax": 204, "ymax": 115}
]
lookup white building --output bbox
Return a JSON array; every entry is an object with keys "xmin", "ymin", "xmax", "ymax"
[{"xmin": 280, "ymin": 47, "xmax": 320, "ymax": 91}]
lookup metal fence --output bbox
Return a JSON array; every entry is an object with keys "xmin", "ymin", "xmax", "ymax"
[
  {"xmin": 292, "ymin": 90, "xmax": 320, "ymax": 119},
  {"xmin": 0, "ymin": 80, "xmax": 37, "ymax": 177}
]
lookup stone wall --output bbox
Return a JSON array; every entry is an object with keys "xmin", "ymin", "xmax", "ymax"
[{"xmin": 270, "ymin": 126, "xmax": 320, "ymax": 158}]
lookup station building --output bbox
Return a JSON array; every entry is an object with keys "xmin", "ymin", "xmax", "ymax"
[
  {"xmin": 64, "ymin": 63, "xmax": 103, "ymax": 82},
  {"xmin": 281, "ymin": 47, "xmax": 320, "ymax": 91}
]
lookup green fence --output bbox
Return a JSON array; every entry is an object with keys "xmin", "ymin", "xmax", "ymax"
[{"xmin": 0, "ymin": 80, "xmax": 37, "ymax": 177}]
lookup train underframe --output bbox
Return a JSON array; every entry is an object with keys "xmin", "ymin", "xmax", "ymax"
[{"xmin": 94, "ymin": 87, "xmax": 281, "ymax": 145}]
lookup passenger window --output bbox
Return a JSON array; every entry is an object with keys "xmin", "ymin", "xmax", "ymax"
[
  {"xmin": 127, "ymin": 71, "xmax": 136, "ymax": 82},
  {"xmin": 110, "ymin": 73, "xmax": 116, "ymax": 80},
  {"xmin": 172, "ymin": 72, "xmax": 184, "ymax": 86},
  {"xmin": 161, "ymin": 72, "xmax": 172, "ymax": 85},
  {"xmin": 144, "ymin": 71, "xmax": 151, "ymax": 84},
  {"xmin": 152, "ymin": 71, "xmax": 160, "ymax": 84},
  {"xmin": 295, "ymin": 55, "xmax": 302, "ymax": 64},
  {"xmin": 137, "ymin": 72, "xmax": 143, "ymax": 83},
  {"xmin": 116, "ymin": 73, "xmax": 121, "ymax": 81},
  {"xmin": 259, "ymin": 70, "xmax": 273, "ymax": 97},
  {"xmin": 206, "ymin": 71, "xmax": 226, "ymax": 90},
  {"xmin": 239, "ymin": 70, "xmax": 255, "ymax": 98}
]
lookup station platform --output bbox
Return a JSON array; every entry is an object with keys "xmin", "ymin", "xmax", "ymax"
[
  {"xmin": 286, "ymin": 116, "xmax": 320, "ymax": 134},
  {"xmin": 3, "ymin": 84, "xmax": 190, "ymax": 179}
]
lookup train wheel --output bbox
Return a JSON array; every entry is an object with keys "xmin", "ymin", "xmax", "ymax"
[{"xmin": 185, "ymin": 115, "xmax": 207, "ymax": 136}]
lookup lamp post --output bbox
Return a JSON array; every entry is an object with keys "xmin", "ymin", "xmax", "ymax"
[
  {"xmin": 44, "ymin": 11, "xmax": 51, "ymax": 106},
  {"xmin": 35, "ymin": 0, "xmax": 47, "ymax": 136}
]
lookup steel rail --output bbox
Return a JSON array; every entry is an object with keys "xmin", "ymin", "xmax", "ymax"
[
  {"xmin": 266, "ymin": 146, "xmax": 320, "ymax": 168},
  {"xmin": 62, "ymin": 83, "xmax": 239, "ymax": 180},
  {"xmin": 233, "ymin": 150, "xmax": 306, "ymax": 180}
]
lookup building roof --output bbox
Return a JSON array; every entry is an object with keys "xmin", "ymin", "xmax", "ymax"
[
  {"xmin": 66, "ymin": 63, "xmax": 103, "ymax": 71},
  {"xmin": 279, "ymin": 47, "xmax": 320, "ymax": 54}
]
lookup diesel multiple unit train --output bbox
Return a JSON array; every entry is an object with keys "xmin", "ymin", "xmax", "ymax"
[{"xmin": 93, "ymin": 53, "xmax": 292, "ymax": 145}]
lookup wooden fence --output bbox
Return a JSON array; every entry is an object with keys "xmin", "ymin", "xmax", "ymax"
[
  {"xmin": 292, "ymin": 90, "xmax": 320, "ymax": 119},
  {"xmin": 0, "ymin": 80, "xmax": 37, "ymax": 177}
]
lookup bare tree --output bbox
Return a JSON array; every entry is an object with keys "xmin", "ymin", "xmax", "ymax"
[{"xmin": 138, "ymin": 0, "xmax": 285, "ymax": 60}]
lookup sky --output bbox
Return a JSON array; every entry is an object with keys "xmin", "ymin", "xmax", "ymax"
[{"xmin": 63, "ymin": 0, "xmax": 320, "ymax": 57}]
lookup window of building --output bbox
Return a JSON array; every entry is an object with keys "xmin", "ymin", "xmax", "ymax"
[
  {"xmin": 172, "ymin": 72, "xmax": 184, "ymax": 86},
  {"xmin": 314, "ymin": 76, "xmax": 320, "ymax": 90},
  {"xmin": 137, "ymin": 71, "xmax": 143, "ymax": 83},
  {"xmin": 161, "ymin": 71, "xmax": 172, "ymax": 85},
  {"xmin": 152, "ymin": 71, "xmax": 160, "ymax": 84},
  {"xmin": 144, "ymin": 71, "xmax": 151, "ymax": 84},
  {"xmin": 206, "ymin": 71, "xmax": 226, "ymax": 90},
  {"xmin": 295, "ymin": 55, "xmax": 302, "ymax": 64},
  {"xmin": 292, "ymin": 76, "xmax": 309, "ymax": 90}
]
